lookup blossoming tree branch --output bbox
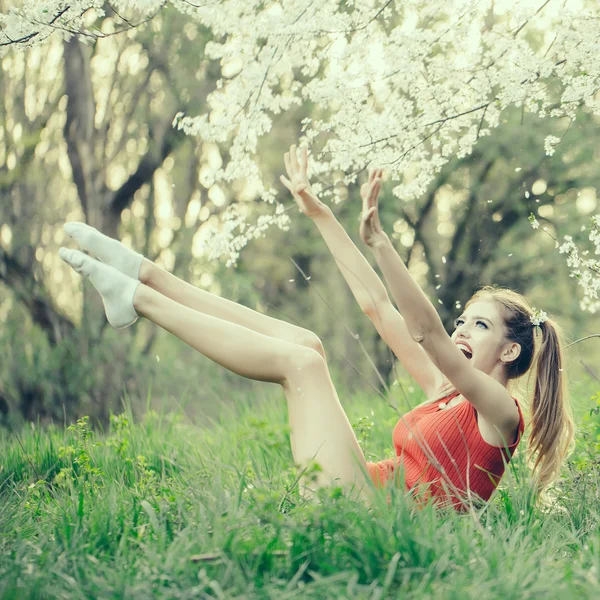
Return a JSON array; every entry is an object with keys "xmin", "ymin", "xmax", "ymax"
[{"xmin": 2, "ymin": 0, "xmax": 600, "ymax": 308}]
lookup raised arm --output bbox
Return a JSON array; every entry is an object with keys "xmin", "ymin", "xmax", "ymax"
[
  {"xmin": 362, "ymin": 175, "xmax": 519, "ymax": 426},
  {"xmin": 280, "ymin": 145, "xmax": 445, "ymax": 397}
]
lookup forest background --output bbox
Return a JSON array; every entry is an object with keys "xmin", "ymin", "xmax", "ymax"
[
  {"xmin": 1, "ymin": 0, "xmax": 600, "ymax": 430},
  {"xmin": 2, "ymin": 3, "xmax": 600, "ymax": 595}
]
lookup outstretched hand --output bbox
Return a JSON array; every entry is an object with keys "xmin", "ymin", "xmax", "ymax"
[
  {"xmin": 359, "ymin": 168, "xmax": 387, "ymax": 247},
  {"xmin": 280, "ymin": 145, "xmax": 327, "ymax": 218}
]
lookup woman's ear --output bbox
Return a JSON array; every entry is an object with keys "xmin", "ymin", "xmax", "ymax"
[{"xmin": 501, "ymin": 342, "xmax": 521, "ymax": 365}]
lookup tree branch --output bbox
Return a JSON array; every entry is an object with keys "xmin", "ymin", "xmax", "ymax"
[
  {"xmin": 108, "ymin": 120, "xmax": 186, "ymax": 219},
  {"xmin": 0, "ymin": 6, "xmax": 69, "ymax": 48},
  {"xmin": 0, "ymin": 247, "xmax": 75, "ymax": 346}
]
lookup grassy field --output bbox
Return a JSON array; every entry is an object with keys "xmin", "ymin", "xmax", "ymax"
[{"xmin": 1, "ymin": 383, "xmax": 599, "ymax": 599}]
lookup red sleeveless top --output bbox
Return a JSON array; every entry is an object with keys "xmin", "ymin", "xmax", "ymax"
[{"xmin": 367, "ymin": 391, "xmax": 526, "ymax": 511}]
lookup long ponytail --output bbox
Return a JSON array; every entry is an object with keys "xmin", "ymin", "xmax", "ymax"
[
  {"xmin": 467, "ymin": 286, "xmax": 577, "ymax": 501},
  {"xmin": 527, "ymin": 319, "xmax": 576, "ymax": 495}
]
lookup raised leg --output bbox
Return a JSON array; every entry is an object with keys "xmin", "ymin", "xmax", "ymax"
[
  {"xmin": 139, "ymin": 259, "xmax": 326, "ymax": 358},
  {"xmin": 62, "ymin": 222, "xmax": 324, "ymax": 357},
  {"xmin": 133, "ymin": 283, "xmax": 371, "ymax": 499}
]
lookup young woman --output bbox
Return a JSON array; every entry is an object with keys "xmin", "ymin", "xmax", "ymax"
[
  {"xmin": 280, "ymin": 146, "xmax": 575, "ymax": 510},
  {"xmin": 58, "ymin": 145, "xmax": 575, "ymax": 511}
]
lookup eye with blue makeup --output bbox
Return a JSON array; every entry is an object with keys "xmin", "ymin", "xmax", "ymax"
[{"xmin": 453, "ymin": 318, "xmax": 488, "ymax": 330}]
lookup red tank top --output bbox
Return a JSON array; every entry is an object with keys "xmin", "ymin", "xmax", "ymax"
[{"xmin": 368, "ymin": 391, "xmax": 525, "ymax": 511}]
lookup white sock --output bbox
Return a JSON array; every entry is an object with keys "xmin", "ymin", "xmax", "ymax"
[
  {"xmin": 63, "ymin": 222, "xmax": 143, "ymax": 280},
  {"xmin": 59, "ymin": 247, "xmax": 140, "ymax": 329}
]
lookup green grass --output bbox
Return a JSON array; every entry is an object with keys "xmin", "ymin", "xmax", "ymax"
[{"xmin": 1, "ymin": 385, "xmax": 599, "ymax": 599}]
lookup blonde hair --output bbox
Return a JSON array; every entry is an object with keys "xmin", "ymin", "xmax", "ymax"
[{"xmin": 466, "ymin": 286, "xmax": 576, "ymax": 499}]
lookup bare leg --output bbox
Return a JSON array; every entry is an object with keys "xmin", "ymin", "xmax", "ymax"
[
  {"xmin": 139, "ymin": 259, "xmax": 326, "ymax": 357},
  {"xmin": 133, "ymin": 283, "xmax": 371, "ymax": 499},
  {"xmin": 61, "ymin": 221, "xmax": 324, "ymax": 355}
]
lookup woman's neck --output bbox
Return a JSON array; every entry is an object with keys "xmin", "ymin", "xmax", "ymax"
[
  {"xmin": 427, "ymin": 365, "xmax": 510, "ymax": 404},
  {"xmin": 429, "ymin": 380, "xmax": 456, "ymax": 402}
]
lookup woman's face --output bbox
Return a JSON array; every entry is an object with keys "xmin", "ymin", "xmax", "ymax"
[{"xmin": 450, "ymin": 298, "xmax": 517, "ymax": 374}]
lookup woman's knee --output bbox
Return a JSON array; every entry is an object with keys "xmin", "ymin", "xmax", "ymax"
[
  {"xmin": 280, "ymin": 346, "xmax": 327, "ymax": 388},
  {"xmin": 297, "ymin": 330, "xmax": 326, "ymax": 359}
]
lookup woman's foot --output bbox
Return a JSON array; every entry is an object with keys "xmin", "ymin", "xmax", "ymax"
[
  {"xmin": 58, "ymin": 248, "xmax": 140, "ymax": 329},
  {"xmin": 63, "ymin": 222, "xmax": 143, "ymax": 280}
]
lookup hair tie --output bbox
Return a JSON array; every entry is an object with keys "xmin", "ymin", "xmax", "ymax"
[{"xmin": 530, "ymin": 308, "xmax": 548, "ymax": 327}]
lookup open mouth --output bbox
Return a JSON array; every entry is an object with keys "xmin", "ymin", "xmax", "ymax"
[{"xmin": 456, "ymin": 343, "xmax": 473, "ymax": 360}]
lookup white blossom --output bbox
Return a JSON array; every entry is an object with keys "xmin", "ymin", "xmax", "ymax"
[
  {"xmin": 3, "ymin": 0, "xmax": 600, "ymax": 276},
  {"xmin": 547, "ymin": 215, "xmax": 600, "ymax": 312},
  {"xmin": 544, "ymin": 135, "xmax": 561, "ymax": 156},
  {"xmin": 529, "ymin": 213, "xmax": 540, "ymax": 230}
]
